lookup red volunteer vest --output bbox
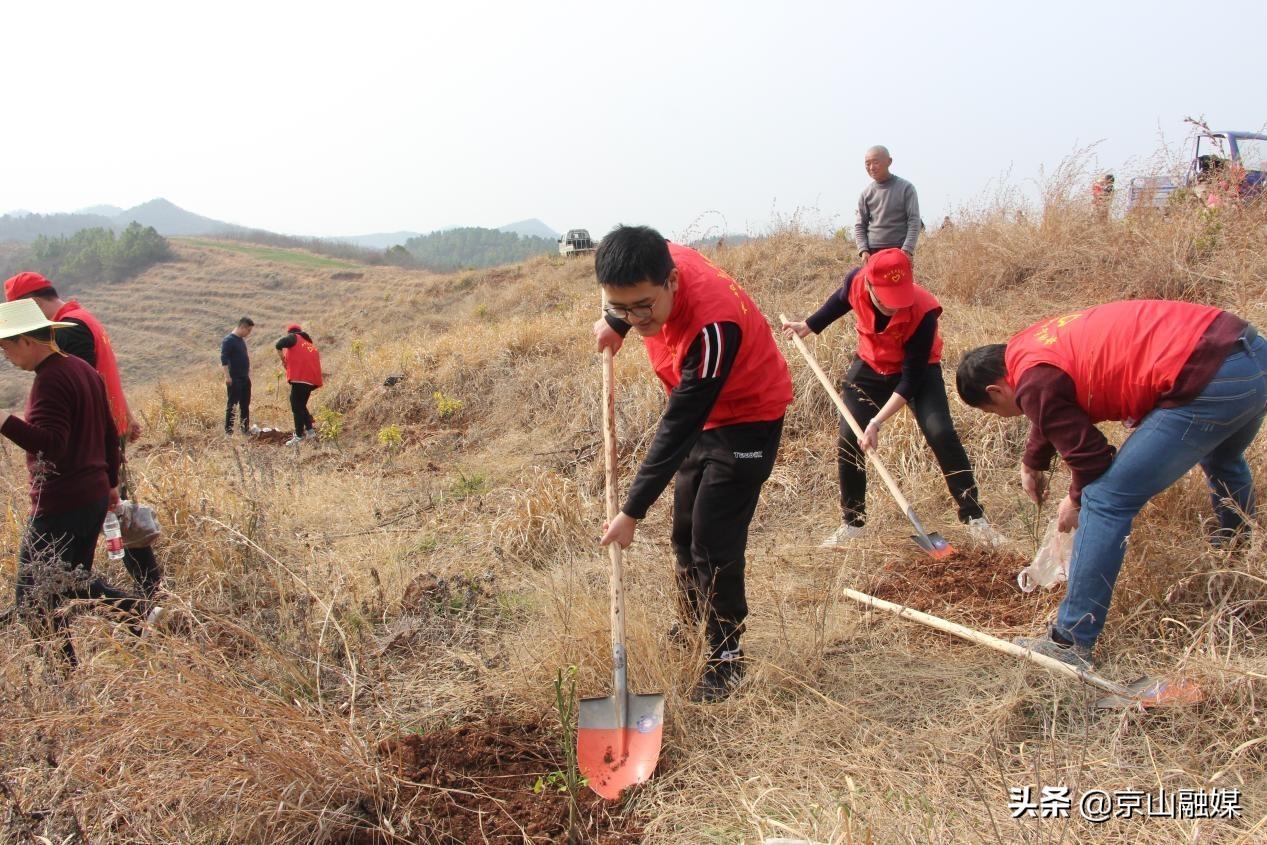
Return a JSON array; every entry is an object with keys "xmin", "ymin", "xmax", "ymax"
[
  {"xmin": 54, "ymin": 301, "xmax": 129, "ymax": 433},
  {"xmin": 1005, "ymin": 300, "xmax": 1223, "ymax": 425},
  {"xmin": 283, "ymin": 334, "xmax": 324, "ymax": 387},
  {"xmin": 643, "ymin": 244, "xmax": 792, "ymax": 429},
  {"xmin": 847, "ymin": 274, "xmax": 944, "ymax": 375}
]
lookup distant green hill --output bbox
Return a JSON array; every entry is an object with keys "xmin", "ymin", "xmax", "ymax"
[{"xmin": 403, "ymin": 227, "xmax": 556, "ymax": 271}]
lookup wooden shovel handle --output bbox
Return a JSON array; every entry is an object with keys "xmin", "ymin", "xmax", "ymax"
[
  {"xmin": 778, "ymin": 315, "xmax": 915, "ymax": 515},
  {"xmin": 602, "ymin": 347, "xmax": 627, "ymax": 656}
]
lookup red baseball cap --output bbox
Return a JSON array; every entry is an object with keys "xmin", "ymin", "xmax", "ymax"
[
  {"xmin": 286, "ymin": 323, "xmax": 302, "ymax": 332},
  {"xmin": 863, "ymin": 249, "xmax": 914, "ymax": 309},
  {"xmin": 4, "ymin": 271, "xmax": 55, "ymax": 302}
]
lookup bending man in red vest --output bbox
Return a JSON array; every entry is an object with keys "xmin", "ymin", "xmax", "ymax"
[
  {"xmin": 593, "ymin": 226, "xmax": 793, "ymax": 702},
  {"xmin": 956, "ymin": 301, "xmax": 1265, "ymax": 667},
  {"xmin": 4, "ymin": 272, "xmax": 163, "ymax": 601},
  {"xmin": 275, "ymin": 323, "xmax": 323, "ymax": 446},
  {"xmin": 781, "ymin": 249, "xmax": 1004, "ymax": 548}
]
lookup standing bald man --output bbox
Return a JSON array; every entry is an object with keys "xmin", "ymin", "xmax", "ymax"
[{"xmin": 854, "ymin": 145, "xmax": 922, "ymax": 261}]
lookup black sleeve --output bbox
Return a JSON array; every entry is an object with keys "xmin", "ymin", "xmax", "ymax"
[
  {"xmin": 622, "ymin": 321, "xmax": 742, "ymax": 519},
  {"xmin": 804, "ymin": 269, "xmax": 857, "ymax": 334},
  {"xmin": 604, "ymin": 312, "xmax": 632, "ymax": 338},
  {"xmin": 893, "ymin": 309, "xmax": 939, "ymax": 401},
  {"xmin": 57, "ymin": 320, "xmax": 96, "ymax": 368},
  {"xmin": 275, "ymin": 334, "xmax": 298, "ymax": 350}
]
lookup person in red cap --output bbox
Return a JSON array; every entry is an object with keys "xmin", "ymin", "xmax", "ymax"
[
  {"xmin": 3, "ymin": 271, "xmax": 163, "ymax": 601},
  {"xmin": 275, "ymin": 323, "xmax": 323, "ymax": 446},
  {"xmin": 782, "ymin": 249, "xmax": 1004, "ymax": 547}
]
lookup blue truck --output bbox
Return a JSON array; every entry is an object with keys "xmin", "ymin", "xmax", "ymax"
[{"xmin": 1127, "ymin": 130, "xmax": 1266, "ymax": 210}]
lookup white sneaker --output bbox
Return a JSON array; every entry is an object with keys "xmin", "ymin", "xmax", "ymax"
[
  {"xmin": 140, "ymin": 605, "xmax": 168, "ymax": 640},
  {"xmin": 820, "ymin": 522, "xmax": 866, "ymax": 548},
  {"xmin": 284, "ymin": 435, "xmax": 303, "ymax": 447},
  {"xmin": 968, "ymin": 517, "xmax": 1008, "ymax": 548}
]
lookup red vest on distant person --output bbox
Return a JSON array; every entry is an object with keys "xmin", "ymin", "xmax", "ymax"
[
  {"xmin": 283, "ymin": 333, "xmax": 323, "ymax": 387},
  {"xmin": 1005, "ymin": 299, "xmax": 1223, "ymax": 425},
  {"xmin": 54, "ymin": 301, "xmax": 130, "ymax": 433},
  {"xmin": 643, "ymin": 244, "xmax": 792, "ymax": 429},
  {"xmin": 847, "ymin": 274, "xmax": 944, "ymax": 375}
]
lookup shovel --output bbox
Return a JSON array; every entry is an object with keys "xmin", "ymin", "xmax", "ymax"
[
  {"xmin": 578, "ymin": 346, "xmax": 665, "ymax": 800},
  {"xmin": 779, "ymin": 316, "xmax": 953, "ymax": 559},
  {"xmin": 841, "ymin": 587, "xmax": 1202, "ymax": 709}
]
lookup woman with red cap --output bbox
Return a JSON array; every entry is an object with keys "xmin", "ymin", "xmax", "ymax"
[
  {"xmin": 275, "ymin": 324, "xmax": 323, "ymax": 446},
  {"xmin": 782, "ymin": 249, "xmax": 1004, "ymax": 548}
]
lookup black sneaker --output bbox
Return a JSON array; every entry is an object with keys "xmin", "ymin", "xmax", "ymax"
[
  {"xmin": 690, "ymin": 650, "xmax": 746, "ymax": 703},
  {"xmin": 667, "ymin": 622, "xmax": 697, "ymax": 649}
]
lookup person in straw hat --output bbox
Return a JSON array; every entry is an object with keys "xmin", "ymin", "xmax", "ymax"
[
  {"xmin": 0, "ymin": 298, "xmax": 151, "ymax": 664},
  {"xmin": 4, "ymin": 271, "xmax": 163, "ymax": 602}
]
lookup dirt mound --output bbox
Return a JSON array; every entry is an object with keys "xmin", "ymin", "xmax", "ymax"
[
  {"xmin": 378, "ymin": 717, "xmax": 641, "ymax": 844},
  {"xmin": 864, "ymin": 547, "xmax": 1060, "ymax": 630}
]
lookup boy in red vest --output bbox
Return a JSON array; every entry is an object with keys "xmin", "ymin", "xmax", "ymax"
[
  {"xmin": 4, "ymin": 272, "xmax": 164, "ymax": 601},
  {"xmin": 957, "ymin": 301, "xmax": 1265, "ymax": 666},
  {"xmin": 275, "ymin": 323, "xmax": 323, "ymax": 446},
  {"xmin": 781, "ymin": 249, "xmax": 1004, "ymax": 548},
  {"xmin": 593, "ymin": 225, "xmax": 793, "ymax": 702}
]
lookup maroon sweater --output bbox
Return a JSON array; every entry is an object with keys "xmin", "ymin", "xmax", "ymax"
[
  {"xmin": 1017, "ymin": 311, "xmax": 1248, "ymax": 503},
  {"xmin": 0, "ymin": 352, "xmax": 119, "ymax": 517}
]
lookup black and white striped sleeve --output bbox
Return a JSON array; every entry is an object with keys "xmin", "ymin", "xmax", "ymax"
[{"xmin": 622, "ymin": 321, "xmax": 743, "ymax": 519}]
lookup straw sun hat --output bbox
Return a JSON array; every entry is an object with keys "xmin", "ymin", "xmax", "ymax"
[{"xmin": 0, "ymin": 299, "xmax": 75, "ymax": 341}]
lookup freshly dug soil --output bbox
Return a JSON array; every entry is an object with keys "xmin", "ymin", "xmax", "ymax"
[
  {"xmin": 377, "ymin": 717, "xmax": 642, "ymax": 844},
  {"xmin": 864, "ymin": 547, "xmax": 1060, "ymax": 629},
  {"xmin": 248, "ymin": 427, "xmax": 292, "ymax": 445}
]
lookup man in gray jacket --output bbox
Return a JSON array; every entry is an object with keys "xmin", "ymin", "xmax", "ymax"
[{"xmin": 854, "ymin": 145, "xmax": 921, "ymax": 260}]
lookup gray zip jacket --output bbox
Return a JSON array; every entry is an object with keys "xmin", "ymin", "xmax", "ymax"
[{"xmin": 854, "ymin": 174, "xmax": 921, "ymax": 255}]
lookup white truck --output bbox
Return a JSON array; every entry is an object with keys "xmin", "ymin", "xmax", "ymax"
[{"xmin": 558, "ymin": 229, "xmax": 596, "ymax": 257}]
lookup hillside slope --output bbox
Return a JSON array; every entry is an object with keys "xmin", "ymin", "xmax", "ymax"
[{"xmin": 1, "ymin": 198, "xmax": 1265, "ymax": 843}]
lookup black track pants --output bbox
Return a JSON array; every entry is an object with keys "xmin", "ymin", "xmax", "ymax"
[
  {"xmin": 837, "ymin": 359, "xmax": 983, "ymax": 526},
  {"xmin": 670, "ymin": 417, "xmax": 783, "ymax": 659}
]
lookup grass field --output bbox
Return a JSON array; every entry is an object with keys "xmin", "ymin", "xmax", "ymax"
[
  {"xmin": 0, "ymin": 183, "xmax": 1265, "ymax": 843},
  {"xmin": 179, "ymin": 238, "xmax": 366, "ymax": 269}
]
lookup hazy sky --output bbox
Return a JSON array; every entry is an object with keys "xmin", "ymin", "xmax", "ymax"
[{"xmin": 3, "ymin": 0, "xmax": 1263, "ymax": 241}]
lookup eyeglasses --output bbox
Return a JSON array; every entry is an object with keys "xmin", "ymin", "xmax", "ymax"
[{"xmin": 604, "ymin": 286, "xmax": 667, "ymax": 321}]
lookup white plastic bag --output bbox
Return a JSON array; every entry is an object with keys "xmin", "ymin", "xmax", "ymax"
[
  {"xmin": 118, "ymin": 499, "xmax": 162, "ymax": 549},
  {"xmin": 1017, "ymin": 517, "xmax": 1073, "ymax": 593}
]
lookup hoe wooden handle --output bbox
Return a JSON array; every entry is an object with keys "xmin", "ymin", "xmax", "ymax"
[
  {"xmin": 841, "ymin": 588, "xmax": 1133, "ymax": 697},
  {"xmin": 778, "ymin": 315, "xmax": 916, "ymax": 515}
]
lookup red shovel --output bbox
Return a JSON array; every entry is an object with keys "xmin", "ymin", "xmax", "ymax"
[{"xmin": 578, "ymin": 347, "xmax": 665, "ymax": 800}]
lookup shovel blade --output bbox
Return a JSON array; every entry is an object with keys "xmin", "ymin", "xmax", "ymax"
[
  {"xmin": 577, "ymin": 692, "xmax": 665, "ymax": 800},
  {"xmin": 1094, "ymin": 675, "xmax": 1203, "ymax": 710},
  {"xmin": 912, "ymin": 531, "xmax": 955, "ymax": 559}
]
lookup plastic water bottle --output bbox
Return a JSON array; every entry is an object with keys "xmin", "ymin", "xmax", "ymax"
[{"xmin": 103, "ymin": 510, "xmax": 125, "ymax": 561}]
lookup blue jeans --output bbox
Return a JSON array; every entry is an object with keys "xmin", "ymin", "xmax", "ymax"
[{"xmin": 1055, "ymin": 330, "xmax": 1267, "ymax": 649}]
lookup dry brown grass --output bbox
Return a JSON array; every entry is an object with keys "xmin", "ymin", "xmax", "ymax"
[{"xmin": 1, "ymin": 174, "xmax": 1266, "ymax": 843}]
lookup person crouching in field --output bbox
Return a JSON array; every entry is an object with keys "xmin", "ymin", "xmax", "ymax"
[
  {"xmin": 592, "ymin": 225, "xmax": 793, "ymax": 702},
  {"xmin": 781, "ymin": 249, "xmax": 1005, "ymax": 548},
  {"xmin": 5, "ymin": 271, "xmax": 164, "ymax": 601},
  {"xmin": 956, "ymin": 300, "xmax": 1265, "ymax": 668},
  {"xmin": 275, "ymin": 323, "xmax": 322, "ymax": 446},
  {"xmin": 0, "ymin": 299, "xmax": 149, "ymax": 665}
]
